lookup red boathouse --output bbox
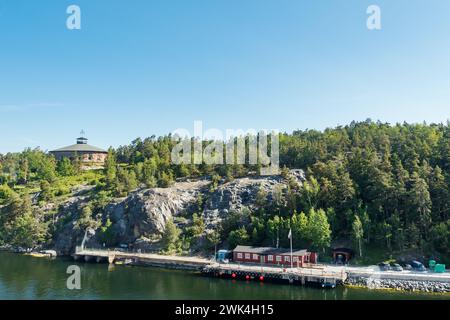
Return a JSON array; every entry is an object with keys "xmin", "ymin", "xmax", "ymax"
[{"xmin": 232, "ymin": 245, "xmax": 318, "ymax": 267}]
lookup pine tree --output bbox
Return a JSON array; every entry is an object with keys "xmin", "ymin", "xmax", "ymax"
[
  {"xmin": 408, "ymin": 173, "xmax": 432, "ymax": 241},
  {"xmin": 104, "ymin": 149, "xmax": 117, "ymax": 190},
  {"xmin": 56, "ymin": 157, "xmax": 74, "ymax": 176},
  {"xmin": 162, "ymin": 219, "xmax": 181, "ymax": 251}
]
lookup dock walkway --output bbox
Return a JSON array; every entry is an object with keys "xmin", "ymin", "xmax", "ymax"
[
  {"xmin": 203, "ymin": 262, "xmax": 347, "ymax": 287},
  {"xmin": 74, "ymin": 247, "xmax": 211, "ymax": 270}
]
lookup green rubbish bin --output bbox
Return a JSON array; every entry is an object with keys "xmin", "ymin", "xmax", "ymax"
[
  {"xmin": 434, "ymin": 264, "xmax": 446, "ymax": 273},
  {"xmin": 429, "ymin": 260, "xmax": 436, "ymax": 270}
]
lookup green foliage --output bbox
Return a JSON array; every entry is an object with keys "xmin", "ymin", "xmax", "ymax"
[
  {"xmin": 228, "ymin": 227, "xmax": 250, "ymax": 249},
  {"xmin": 92, "ymin": 190, "xmax": 113, "ymax": 210},
  {"xmin": 255, "ymin": 186, "xmax": 268, "ymax": 209},
  {"xmin": 352, "ymin": 215, "xmax": 364, "ymax": 257},
  {"xmin": 98, "ymin": 218, "xmax": 115, "ymax": 246},
  {"xmin": 189, "ymin": 213, "xmax": 205, "ymax": 238},
  {"xmin": 0, "ymin": 194, "xmax": 47, "ymax": 248},
  {"xmin": 162, "ymin": 219, "xmax": 181, "ymax": 252},
  {"xmin": 1, "ymin": 120, "xmax": 450, "ymax": 260},
  {"xmin": 206, "ymin": 229, "xmax": 221, "ymax": 249},
  {"xmin": 429, "ymin": 220, "xmax": 449, "ymax": 253},
  {"xmin": 57, "ymin": 157, "xmax": 74, "ymax": 177},
  {"xmin": 305, "ymin": 208, "xmax": 331, "ymax": 251},
  {"xmin": 158, "ymin": 171, "xmax": 174, "ymax": 188},
  {"xmin": 115, "ymin": 167, "xmax": 138, "ymax": 197},
  {"xmin": 76, "ymin": 204, "xmax": 97, "ymax": 230},
  {"xmin": 142, "ymin": 158, "xmax": 158, "ymax": 187},
  {"xmin": 210, "ymin": 174, "xmax": 221, "ymax": 192},
  {"xmin": 291, "ymin": 211, "xmax": 308, "ymax": 246},
  {"xmin": 221, "ymin": 207, "xmax": 251, "ymax": 239},
  {"xmin": 267, "ymin": 215, "xmax": 282, "ymax": 247},
  {"xmin": 39, "ymin": 180, "xmax": 54, "ymax": 202},
  {"xmin": 0, "ymin": 184, "xmax": 15, "ymax": 202},
  {"xmin": 104, "ymin": 149, "xmax": 117, "ymax": 190}
]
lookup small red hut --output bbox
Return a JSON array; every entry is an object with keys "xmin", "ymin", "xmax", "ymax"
[{"xmin": 232, "ymin": 245, "xmax": 318, "ymax": 267}]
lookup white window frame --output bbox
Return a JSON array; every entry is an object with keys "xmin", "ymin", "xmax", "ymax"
[
  {"xmin": 268, "ymin": 255, "xmax": 273, "ymax": 262},
  {"xmin": 293, "ymin": 256, "xmax": 298, "ymax": 262},
  {"xmin": 284, "ymin": 256, "xmax": 290, "ymax": 262},
  {"xmin": 237, "ymin": 253, "xmax": 243, "ymax": 259},
  {"xmin": 245, "ymin": 253, "xmax": 250, "ymax": 259},
  {"xmin": 276, "ymin": 255, "xmax": 282, "ymax": 262},
  {"xmin": 252, "ymin": 254, "xmax": 258, "ymax": 260}
]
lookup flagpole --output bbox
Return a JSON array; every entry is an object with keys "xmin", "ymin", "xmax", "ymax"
[{"xmin": 290, "ymin": 229, "xmax": 293, "ymax": 269}]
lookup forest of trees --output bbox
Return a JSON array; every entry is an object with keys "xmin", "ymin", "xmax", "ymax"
[{"xmin": 0, "ymin": 120, "xmax": 449, "ymax": 262}]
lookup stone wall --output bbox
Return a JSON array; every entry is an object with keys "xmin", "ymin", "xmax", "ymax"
[{"xmin": 346, "ymin": 274, "xmax": 450, "ymax": 293}]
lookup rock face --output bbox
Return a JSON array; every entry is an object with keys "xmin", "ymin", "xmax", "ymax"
[
  {"xmin": 105, "ymin": 180, "xmax": 210, "ymax": 244},
  {"xmin": 51, "ymin": 171, "xmax": 304, "ymax": 255},
  {"xmin": 202, "ymin": 176, "xmax": 284, "ymax": 228},
  {"xmin": 53, "ymin": 195, "xmax": 91, "ymax": 255}
]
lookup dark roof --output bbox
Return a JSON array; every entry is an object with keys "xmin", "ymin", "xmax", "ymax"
[
  {"xmin": 50, "ymin": 143, "xmax": 107, "ymax": 153},
  {"xmin": 332, "ymin": 247, "xmax": 354, "ymax": 254},
  {"xmin": 233, "ymin": 245, "xmax": 307, "ymax": 256}
]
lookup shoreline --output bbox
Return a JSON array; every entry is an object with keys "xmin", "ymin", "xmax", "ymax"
[
  {"xmin": 2, "ymin": 247, "xmax": 449, "ymax": 295},
  {"xmin": 343, "ymin": 283, "xmax": 450, "ymax": 297},
  {"xmin": 345, "ymin": 275, "xmax": 450, "ymax": 294},
  {"xmin": 344, "ymin": 283, "xmax": 450, "ymax": 296}
]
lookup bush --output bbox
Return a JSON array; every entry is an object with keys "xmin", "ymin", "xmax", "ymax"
[
  {"xmin": 228, "ymin": 227, "xmax": 250, "ymax": 249},
  {"xmin": 0, "ymin": 184, "xmax": 15, "ymax": 201},
  {"xmin": 158, "ymin": 171, "xmax": 174, "ymax": 188},
  {"xmin": 53, "ymin": 182, "xmax": 70, "ymax": 197},
  {"xmin": 76, "ymin": 204, "xmax": 97, "ymax": 230},
  {"xmin": 98, "ymin": 218, "xmax": 115, "ymax": 246},
  {"xmin": 39, "ymin": 180, "xmax": 54, "ymax": 201}
]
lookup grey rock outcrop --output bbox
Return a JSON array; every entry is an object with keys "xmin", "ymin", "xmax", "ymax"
[
  {"xmin": 105, "ymin": 180, "xmax": 210, "ymax": 244},
  {"xmin": 202, "ymin": 176, "xmax": 285, "ymax": 228},
  {"xmin": 51, "ymin": 170, "xmax": 305, "ymax": 255}
]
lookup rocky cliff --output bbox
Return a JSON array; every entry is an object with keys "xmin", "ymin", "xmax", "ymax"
[{"xmin": 50, "ymin": 171, "xmax": 305, "ymax": 255}]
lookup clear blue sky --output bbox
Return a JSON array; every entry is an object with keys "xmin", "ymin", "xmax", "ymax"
[{"xmin": 1, "ymin": 0, "xmax": 450, "ymax": 153}]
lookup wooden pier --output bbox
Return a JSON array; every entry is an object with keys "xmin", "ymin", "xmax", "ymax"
[
  {"xmin": 203, "ymin": 262, "xmax": 347, "ymax": 288},
  {"xmin": 73, "ymin": 247, "xmax": 210, "ymax": 271}
]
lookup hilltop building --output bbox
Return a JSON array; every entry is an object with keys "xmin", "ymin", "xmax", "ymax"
[{"xmin": 50, "ymin": 135, "xmax": 108, "ymax": 165}]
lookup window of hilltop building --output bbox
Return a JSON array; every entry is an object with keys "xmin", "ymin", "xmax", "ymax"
[
  {"xmin": 245, "ymin": 253, "xmax": 250, "ymax": 260},
  {"xmin": 305, "ymin": 255, "xmax": 309, "ymax": 263},
  {"xmin": 293, "ymin": 256, "xmax": 298, "ymax": 262},
  {"xmin": 268, "ymin": 255, "xmax": 273, "ymax": 262},
  {"xmin": 252, "ymin": 254, "xmax": 258, "ymax": 260},
  {"xmin": 276, "ymin": 256, "xmax": 281, "ymax": 262},
  {"xmin": 284, "ymin": 256, "xmax": 290, "ymax": 262},
  {"xmin": 237, "ymin": 253, "xmax": 243, "ymax": 259}
]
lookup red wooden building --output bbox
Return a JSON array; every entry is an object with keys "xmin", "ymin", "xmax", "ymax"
[{"xmin": 232, "ymin": 245, "xmax": 318, "ymax": 267}]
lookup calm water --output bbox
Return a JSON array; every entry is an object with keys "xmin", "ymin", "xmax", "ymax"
[{"xmin": 0, "ymin": 252, "xmax": 448, "ymax": 300}]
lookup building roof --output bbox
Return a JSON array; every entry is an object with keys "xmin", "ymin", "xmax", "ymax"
[
  {"xmin": 233, "ymin": 245, "xmax": 307, "ymax": 256},
  {"xmin": 50, "ymin": 143, "xmax": 107, "ymax": 153}
]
